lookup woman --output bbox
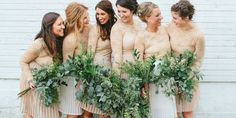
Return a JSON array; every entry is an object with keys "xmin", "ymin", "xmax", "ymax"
[
  {"xmin": 111, "ymin": 0, "xmax": 140, "ymax": 77},
  {"xmin": 88, "ymin": 0, "xmax": 116, "ymax": 68},
  {"xmin": 167, "ymin": 0, "xmax": 205, "ymax": 118},
  {"xmin": 59, "ymin": 2, "xmax": 90, "ymax": 118},
  {"xmin": 82, "ymin": 1, "xmax": 117, "ymax": 118},
  {"xmin": 19, "ymin": 12, "xmax": 65, "ymax": 118},
  {"xmin": 135, "ymin": 2, "xmax": 177, "ymax": 118}
]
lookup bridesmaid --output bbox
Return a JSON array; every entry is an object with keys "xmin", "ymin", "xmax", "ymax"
[
  {"xmin": 19, "ymin": 12, "xmax": 64, "ymax": 118},
  {"xmin": 135, "ymin": 2, "xmax": 177, "ymax": 118},
  {"xmin": 111, "ymin": 0, "xmax": 140, "ymax": 77},
  {"xmin": 167, "ymin": 0, "xmax": 205, "ymax": 118},
  {"xmin": 59, "ymin": 2, "xmax": 90, "ymax": 118},
  {"xmin": 82, "ymin": 1, "xmax": 117, "ymax": 118},
  {"xmin": 88, "ymin": 0, "xmax": 116, "ymax": 68}
]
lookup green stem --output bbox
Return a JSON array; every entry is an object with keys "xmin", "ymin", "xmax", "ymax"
[{"xmin": 17, "ymin": 87, "xmax": 31, "ymax": 98}]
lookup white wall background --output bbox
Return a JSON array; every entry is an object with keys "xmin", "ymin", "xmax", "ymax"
[{"xmin": 0, "ymin": 0, "xmax": 236, "ymax": 117}]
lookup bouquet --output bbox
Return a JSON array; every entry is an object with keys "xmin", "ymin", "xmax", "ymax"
[
  {"xmin": 65, "ymin": 49, "xmax": 152, "ymax": 117},
  {"xmin": 63, "ymin": 50, "xmax": 124, "ymax": 115},
  {"xmin": 18, "ymin": 62, "xmax": 67, "ymax": 107},
  {"xmin": 119, "ymin": 49, "xmax": 155, "ymax": 118},
  {"xmin": 152, "ymin": 50, "xmax": 203, "ymax": 101}
]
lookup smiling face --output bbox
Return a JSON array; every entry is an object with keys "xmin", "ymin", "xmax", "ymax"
[
  {"xmin": 82, "ymin": 11, "xmax": 90, "ymax": 26},
  {"xmin": 171, "ymin": 11, "xmax": 187, "ymax": 27},
  {"xmin": 96, "ymin": 7, "xmax": 109, "ymax": 25},
  {"xmin": 52, "ymin": 16, "xmax": 65, "ymax": 37},
  {"xmin": 171, "ymin": 0, "xmax": 195, "ymax": 27},
  {"xmin": 146, "ymin": 7, "xmax": 163, "ymax": 26},
  {"xmin": 117, "ymin": 5, "xmax": 133, "ymax": 24}
]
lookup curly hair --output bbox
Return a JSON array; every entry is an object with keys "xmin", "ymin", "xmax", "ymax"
[{"xmin": 171, "ymin": 0, "xmax": 195, "ymax": 20}]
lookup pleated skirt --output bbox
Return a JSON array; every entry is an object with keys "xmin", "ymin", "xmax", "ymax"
[
  {"xmin": 33, "ymin": 92, "xmax": 60, "ymax": 118},
  {"xmin": 20, "ymin": 74, "xmax": 60, "ymax": 118},
  {"xmin": 59, "ymin": 76, "xmax": 83, "ymax": 115},
  {"xmin": 78, "ymin": 103, "xmax": 105, "ymax": 115},
  {"xmin": 149, "ymin": 84, "xmax": 177, "ymax": 118},
  {"xmin": 176, "ymin": 85, "xmax": 200, "ymax": 112},
  {"xmin": 77, "ymin": 54, "xmax": 110, "ymax": 115}
]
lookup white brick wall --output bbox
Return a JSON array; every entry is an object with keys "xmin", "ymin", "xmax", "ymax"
[{"xmin": 0, "ymin": 0, "xmax": 235, "ymax": 117}]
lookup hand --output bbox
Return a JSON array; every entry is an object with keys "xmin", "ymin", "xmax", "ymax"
[
  {"xmin": 141, "ymin": 87, "xmax": 148, "ymax": 99},
  {"xmin": 28, "ymin": 80, "xmax": 36, "ymax": 89},
  {"xmin": 141, "ymin": 83, "xmax": 150, "ymax": 99}
]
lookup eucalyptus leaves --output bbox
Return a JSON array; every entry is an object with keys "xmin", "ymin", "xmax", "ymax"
[
  {"xmin": 63, "ymin": 51, "xmax": 124, "ymax": 115},
  {"xmin": 66, "ymin": 50, "xmax": 149, "ymax": 117},
  {"xmin": 18, "ymin": 49, "xmax": 202, "ymax": 116},
  {"xmin": 151, "ymin": 51, "xmax": 203, "ymax": 101},
  {"xmin": 119, "ymin": 49, "xmax": 155, "ymax": 117},
  {"xmin": 18, "ymin": 62, "xmax": 67, "ymax": 107}
]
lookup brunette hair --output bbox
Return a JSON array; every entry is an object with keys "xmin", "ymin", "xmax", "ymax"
[
  {"xmin": 35, "ymin": 12, "xmax": 63, "ymax": 58},
  {"xmin": 171, "ymin": 0, "xmax": 195, "ymax": 20},
  {"xmin": 116, "ymin": 0, "xmax": 139, "ymax": 14},
  {"xmin": 96, "ymin": 0, "xmax": 117, "ymax": 40}
]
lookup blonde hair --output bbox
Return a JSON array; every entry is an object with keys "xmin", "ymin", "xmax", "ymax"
[
  {"xmin": 65, "ymin": 2, "xmax": 88, "ymax": 37},
  {"xmin": 137, "ymin": 2, "xmax": 158, "ymax": 22}
]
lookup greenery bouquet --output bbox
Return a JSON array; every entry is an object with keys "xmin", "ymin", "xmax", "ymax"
[
  {"xmin": 119, "ymin": 49, "xmax": 156, "ymax": 118},
  {"xmin": 151, "ymin": 50, "xmax": 203, "ymax": 101},
  {"xmin": 62, "ymin": 50, "xmax": 124, "ymax": 115},
  {"xmin": 18, "ymin": 62, "xmax": 67, "ymax": 107}
]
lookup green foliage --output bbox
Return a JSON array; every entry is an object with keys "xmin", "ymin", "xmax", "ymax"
[
  {"xmin": 152, "ymin": 50, "xmax": 203, "ymax": 101},
  {"xmin": 119, "ymin": 49, "xmax": 156, "ymax": 117},
  {"xmin": 63, "ymin": 50, "xmax": 124, "ymax": 115},
  {"xmin": 118, "ymin": 77, "xmax": 150, "ymax": 118},
  {"xmin": 18, "ymin": 48, "xmax": 202, "ymax": 115},
  {"xmin": 64, "ymin": 49, "xmax": 152, "ymax": 117},
  {"xmin": 121, "ymin": 49, "xmax": 156, "ymax": 83},
  {"xmin": 32, "ymin": 62, "xmax": 67, "ymax": 107},
  {"xmin": 18, "ymin": 62, "xmax": 67, "ymax": 107}
]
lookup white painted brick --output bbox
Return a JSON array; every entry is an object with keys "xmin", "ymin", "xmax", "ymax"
[{"xmin": 0, "ymin": 0, "xmax": 236, "ymax": 117}]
